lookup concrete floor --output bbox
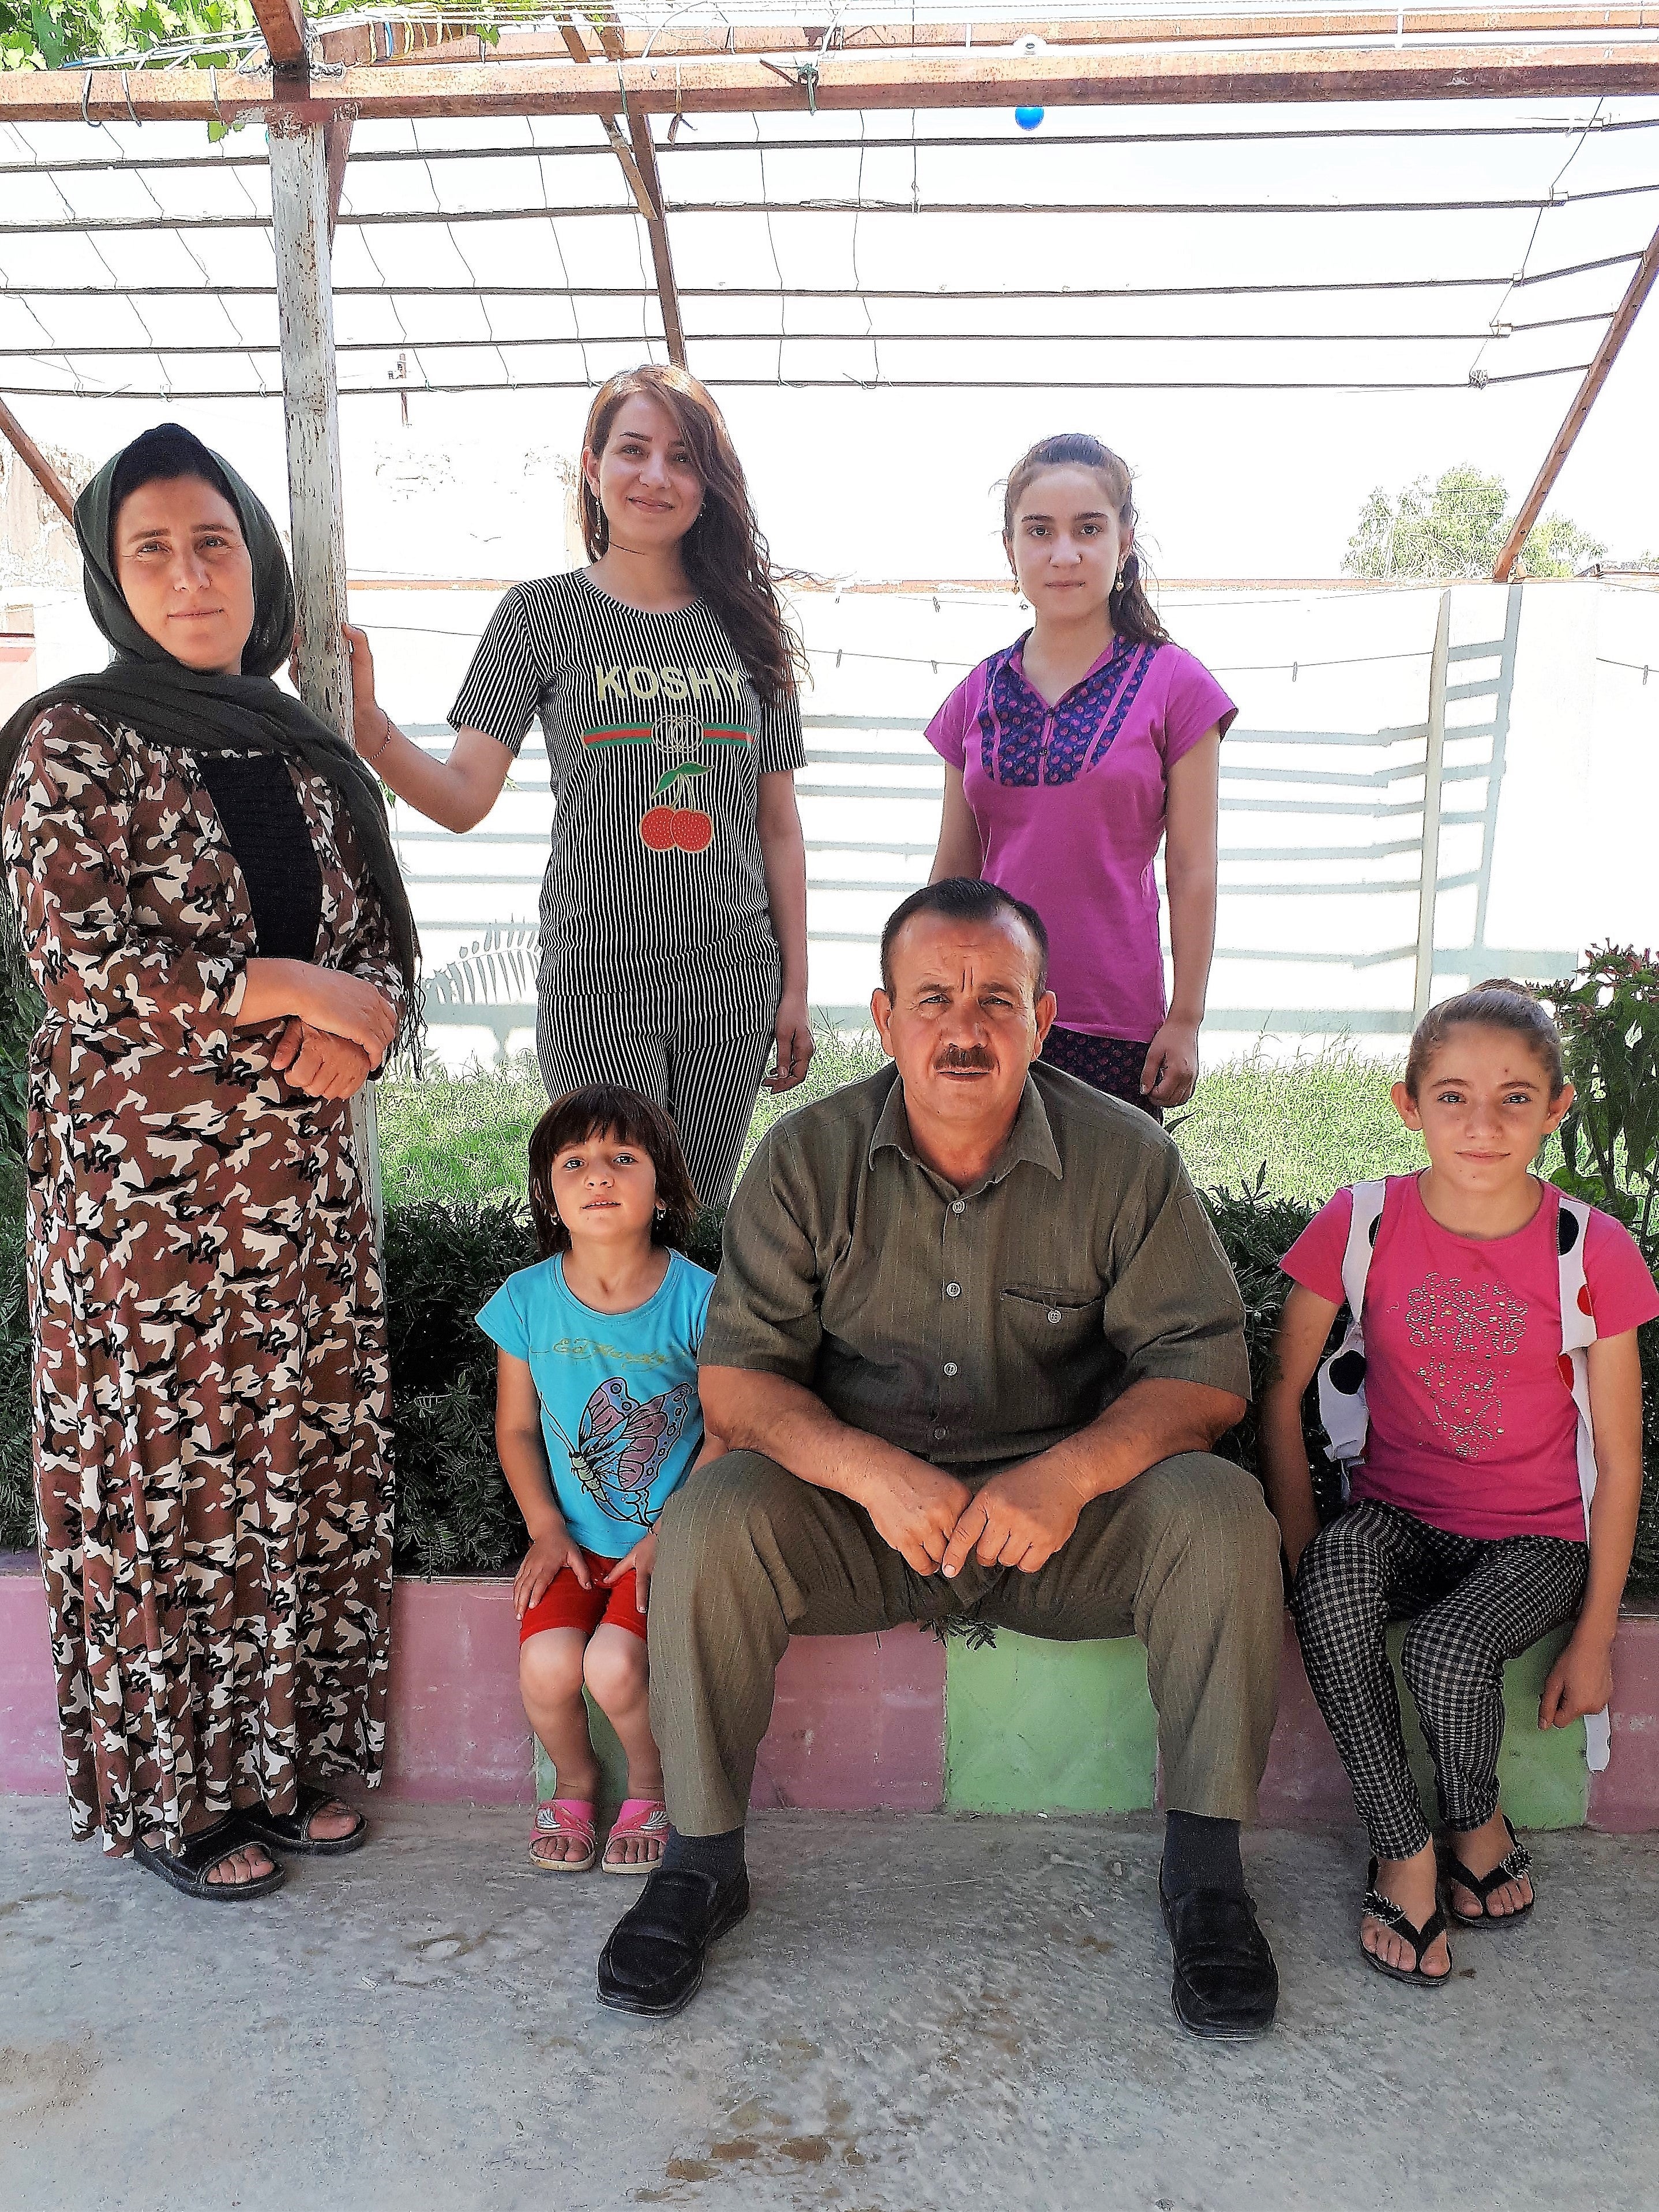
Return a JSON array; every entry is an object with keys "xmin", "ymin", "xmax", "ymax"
[{"xmin": 3, "ymin": 1801, "xmax": 1655, "ymax": 2212}]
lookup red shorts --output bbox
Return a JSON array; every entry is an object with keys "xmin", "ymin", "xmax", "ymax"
[{"xmin": 518, "ymin": 1549, "xmax": 648, "ymax": 1646}]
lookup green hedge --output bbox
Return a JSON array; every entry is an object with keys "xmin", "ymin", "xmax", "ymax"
[
  {"xmin": 2, "ymin": 1168, "xmax": 1653, "ymax": 1587},
  {"xmin": 0, "ymin": 1173, "xmax": 1326, "ymax": 1570},
  {"xmin": 3, "ymin": 1171, "xmax": 1654, "ymax": 1583}
]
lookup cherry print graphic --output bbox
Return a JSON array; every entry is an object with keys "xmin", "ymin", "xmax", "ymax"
[{"xmin": 639, "ymin": 763, "xmax": 714, "ymax": 853}]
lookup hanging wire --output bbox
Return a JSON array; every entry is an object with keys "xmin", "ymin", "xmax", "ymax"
[
  {"xmin": 851, "ymin": 110, "xmax": 880, "ymax": 388},
  {"xmin": 533, "ymin": 117, "xmax": 594, "ymax": 387},
  {"xmin": 411, "ymin": 117, "xmax": 514, "ymax": 388},
  {"xmin": 752, "ymin": 110, "xmax": 788, "ymax": 385},
  {"xmin": 1468, "ymin": 95, "xmax": 1609, "ymax": 383}
]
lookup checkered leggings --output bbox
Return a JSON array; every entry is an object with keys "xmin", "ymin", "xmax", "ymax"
[{"xmin": 1291, "ymin": 1498, "xmax": 1589, "ymax": 1859}]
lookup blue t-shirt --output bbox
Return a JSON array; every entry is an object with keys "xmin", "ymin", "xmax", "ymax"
[{"xmin": 476, "ymin": 1249, "xmax": 714, "ymax": 1557}]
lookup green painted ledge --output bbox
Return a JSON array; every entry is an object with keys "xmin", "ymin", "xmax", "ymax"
[
  {"xmin": 941, "ymin": 1625, "xmax": 1590, "ymax": 1828},
  {"xmin": 945, "ymin": 1632, "xmax": 1159, "ymax": 1813},
  {"xmin": 1388, "ymin": 1620, "xmax": 1589, "ymax": 1833}
]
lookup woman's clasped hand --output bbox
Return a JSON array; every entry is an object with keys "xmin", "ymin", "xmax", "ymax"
[{"xmin": 245, "ymin": 958, "xmax": 399, "ymax": 1101}]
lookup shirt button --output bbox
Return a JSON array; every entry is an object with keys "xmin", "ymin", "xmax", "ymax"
[
  {"xmin": 1048, "ymin": 1309, "xmax": 1063, "ymax": 1325},
  {"xmin": 945, "ymin": 1282, "xmax": 962, "ymax": 1298},
  {"xmin": 944, "ymin": 1362, "xmax": 959, "ymax": 1377},
  {"xmin": 951, "ymin": 1200, "xmax": 965, "ymax": 1214},
  {"xmin": 933, "ymin": 1426, "xmax": 948, "ymax": 1439}
]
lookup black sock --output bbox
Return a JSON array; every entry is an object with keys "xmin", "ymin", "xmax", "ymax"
[
  {"xmin": 660, "ymin": 1825, "xmax": 746, "ymax": 1887},
  {"xmin": 1161, "ymin": 1810, "xmax": 1245, "ymax": 1900}
]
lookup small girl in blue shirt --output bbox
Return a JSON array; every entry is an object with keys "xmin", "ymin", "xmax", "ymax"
[{"xmin": 478, "ymin": 1083, "xmax": 723, "ymax": 1876}]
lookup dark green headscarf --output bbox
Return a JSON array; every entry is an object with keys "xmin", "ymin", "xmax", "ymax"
[{"xmin": 0, "ymin": 425, "xmax": 419, "ymax": 1034}]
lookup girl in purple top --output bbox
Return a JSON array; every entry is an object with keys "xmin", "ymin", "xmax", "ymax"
[{"xmin": 926, "ymin": 433, "xmax": 1234, "ymax": 1119}]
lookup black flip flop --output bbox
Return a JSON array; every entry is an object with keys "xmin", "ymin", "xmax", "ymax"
[
  {"xmin": 132, "ymin": 1809, "xmax": 286, "ymax": 1902},
  {"xmin": 1361, "ymin": 1861, "xmax": 1451, "ymax": 1987},
  {"xmin": 1442, "ymin": 1814, "xmax": 1534, "ymax": 1929},
  {"xmin": 241, "ymin": 1782, "xmax": 369, "ymax": 1857}
]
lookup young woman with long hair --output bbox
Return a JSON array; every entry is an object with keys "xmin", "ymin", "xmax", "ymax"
[
  {"xmin": 926, "ymin": 432, "xmax": 1232, "ymax": 1120},
  {"xmin": 342, "ymin": 365, "xmax": 813, "ymax": 1206}
]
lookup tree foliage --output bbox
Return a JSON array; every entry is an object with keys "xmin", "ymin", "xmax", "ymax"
[
  {"xmin": 1, "ymin": 0, "xmax": 546, "ymax": 68},
  {"xmin": 5, "ymin": 0, "xmax": 264, "ymax": 69},
  {"xmin": 1342, "ymin": 463, "xmax": 1608, "ymax": 581}
]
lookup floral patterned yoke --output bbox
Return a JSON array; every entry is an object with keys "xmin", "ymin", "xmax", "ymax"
[{"xmin": 5, "ymin": 703, "xmax": 401, "ymax": 1854}]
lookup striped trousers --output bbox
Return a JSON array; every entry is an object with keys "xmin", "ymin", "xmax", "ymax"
[{"xmin": 539, "ymin": 1014, "xmax": 774, "ymax": 1210}]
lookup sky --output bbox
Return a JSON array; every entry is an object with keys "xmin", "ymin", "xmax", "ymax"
[{"xmin": 3, "ymin": 85, "xmax": 1657, "ymax": 583}]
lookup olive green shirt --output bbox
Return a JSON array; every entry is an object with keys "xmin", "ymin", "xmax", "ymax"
[{"xmin": 700, "ymin": 1062, "xmax": 1249, "ymax": 1469}]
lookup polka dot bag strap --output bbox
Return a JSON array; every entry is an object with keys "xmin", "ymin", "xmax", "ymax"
[
  {"xmin": 1556, "ymin": 1191, "xmax": 1611, "ymax": 1771},
  {"xmin": 1315, "ymin": 1179, "xmax": 1389, "ymax": 1501}
]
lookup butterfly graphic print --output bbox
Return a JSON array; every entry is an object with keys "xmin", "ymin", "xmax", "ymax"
[{"xmin": 546, "ymin": 1376, "xmax": 697, "ymax": 1529}]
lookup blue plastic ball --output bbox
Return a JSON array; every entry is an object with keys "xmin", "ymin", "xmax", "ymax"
[{"xmin": 1014, "ymin": 106, "xmax": 1045, "ymax": 131}]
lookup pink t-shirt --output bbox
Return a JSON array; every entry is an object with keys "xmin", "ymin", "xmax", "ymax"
[
  {"xmin": 1282, "ymin": 1175, "xmax": 1659, "ymax": 1541},
  {"xmin": 925, "ymin": 633, "xmax": 1236, "ymax": 1042}
]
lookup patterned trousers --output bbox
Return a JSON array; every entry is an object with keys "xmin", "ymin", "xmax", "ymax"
[
  {"xmin": 1292, "ymin": 1498, "xmax": 1588, "ymax": 1859},
  {"xmin": 1040, "ymin": 1025, "xmax": 1163, "ymax": 1123},
  {"xmin": 539, "ymin": 1015, "xmax": 775, "ymax": 1210}
]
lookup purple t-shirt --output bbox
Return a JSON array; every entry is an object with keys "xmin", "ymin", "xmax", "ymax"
[{"xmin": 925, "ymin": 633, "xmax": 1236, "ymax": 1041}]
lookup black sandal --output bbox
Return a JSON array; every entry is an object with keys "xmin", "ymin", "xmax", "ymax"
[
  {"xmin": 1442, "ymin": 1814, "xmax": 1534, "ymax": 1929},
  {"xmin": 132, "ymin": 1810, "xmax": 285, "ymax": 1902},
  {"xmin": 241, "ymin": 1783, "xmax": 368, "ymax": 1857},
  {"xmin": 1361, "ymin": 1861, "xmax": 1451, "ymax": 1987}
]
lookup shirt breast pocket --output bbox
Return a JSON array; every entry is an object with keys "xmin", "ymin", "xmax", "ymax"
[{"xmin": 1001, "ymin": 1285, "xmax": 1103, "ymax": 1360}]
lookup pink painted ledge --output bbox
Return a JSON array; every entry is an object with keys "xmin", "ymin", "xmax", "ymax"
[
  {"xmin": 5, "ymin": 1554, "xmax": 1658, "ymax": 1831},
  {"xmin": 0, "ymin": 1558, "xmax": 946, "ymax": 1816}
]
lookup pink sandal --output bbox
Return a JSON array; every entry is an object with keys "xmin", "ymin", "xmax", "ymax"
[
  {"xmin": 602, "ymin": 1798, "xmax": 669, "ymax": 1876},
  {"xmin": 528, "ymin": 1798, "xmax": 596, "ymax": 1874}
]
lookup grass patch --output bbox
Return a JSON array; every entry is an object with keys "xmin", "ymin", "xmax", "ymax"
[
  {"xmin": 1174, "ymin": 1041, "xmax": 1421, "ymax": 1206},
  {"xmin": 376, "ymin": 1032, "xmax": 1421, "ymax": 1212},
  {"xmin": 375, "ymin": 1060, "xmax": 548, "ymax": 1209}
]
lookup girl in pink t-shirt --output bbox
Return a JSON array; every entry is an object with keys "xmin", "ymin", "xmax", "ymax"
[
  {"xmin": 925, "ymin": 432, "xmax": 1234, "ymax": 1122},
  {"xmin": 1262, "ymin": 983, "xmax": 1656, "ymax": 1989}
]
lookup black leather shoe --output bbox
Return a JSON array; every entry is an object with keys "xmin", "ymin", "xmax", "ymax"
[
  {"xmin": 1158, "ymin": 1880, "xmax": 1279, "ymax": 2038},
  {"xmin": 597, "ymin": 1865, "xmax": 750, "ymax": 2018}
]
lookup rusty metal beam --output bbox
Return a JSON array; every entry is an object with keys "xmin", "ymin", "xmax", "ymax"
[
  {"xmin": 553, "ymin": 13, "xmax": 686, "ymax": 370},
  {"xmin": 324, "ymin": 108, "xmax": 354, "ymax": 241},
  {"xmin": 324, "ymin": 8, "xmax": 1659, "ymax": 66},
  {"xmin": 0, "ymin": 395, "xmax": 74, "ymax": 522},
  {"xmin": 6, "ymin": 43, "xmax": 1659, "ymax": 124},
  {"xmin": 1493, "ymin": 219, "xmax": 1659, "ymax": 580},
  {"xmin": 626, "ymin": 117, "xmax": 687, "ymax": 368},
  {"xmin": 250, "ymin": 0, "xmax": 308, "ymax": 76}
]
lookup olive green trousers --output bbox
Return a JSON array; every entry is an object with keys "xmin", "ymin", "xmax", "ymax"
[{"xmin": 647, "ymin": 1448, "xmax": 1283, "ymax": 1834}]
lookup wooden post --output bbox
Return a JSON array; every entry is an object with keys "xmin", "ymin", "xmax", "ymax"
[
  {"xmin": 267, "ymin": 108, "xmax": 384, "ymax": 1231},
  {"xmin": 1413, "ymin": 588, "xmax": 1452, "ymax": 1021}
]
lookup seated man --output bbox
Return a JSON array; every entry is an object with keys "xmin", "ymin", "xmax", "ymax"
[{"xmin": 598, "ymin": 878, "xmax": 1283, "ymax": 2035}]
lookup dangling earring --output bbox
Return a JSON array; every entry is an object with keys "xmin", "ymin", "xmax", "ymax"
[
  {"xmin": 654, "ymin": 1204, "xmax": 666, "ymax": 1220},
  {"xmin": 1114, "ymin": 566, "xmax": 1126, "ymax": 593}
]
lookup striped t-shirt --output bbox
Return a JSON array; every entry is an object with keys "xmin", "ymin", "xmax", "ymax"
[{"xmin": 450, "ymin": 569, "xmax": 805, "ymax": 1023}]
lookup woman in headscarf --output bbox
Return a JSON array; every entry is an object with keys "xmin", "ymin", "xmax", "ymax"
[{"xmin": 1, "ymin": 423, "xmax": 420, "ymax": 1899}]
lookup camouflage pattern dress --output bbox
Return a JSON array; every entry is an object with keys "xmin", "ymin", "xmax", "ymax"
[{"xmin": 4, "ymin": 702, "xmax": 400, "ymax": 1855}]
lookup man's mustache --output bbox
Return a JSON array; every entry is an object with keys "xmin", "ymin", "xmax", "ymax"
[{"xmin": 933, "ymin": 1044, "xmax": 995, "ymax": 1072}]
